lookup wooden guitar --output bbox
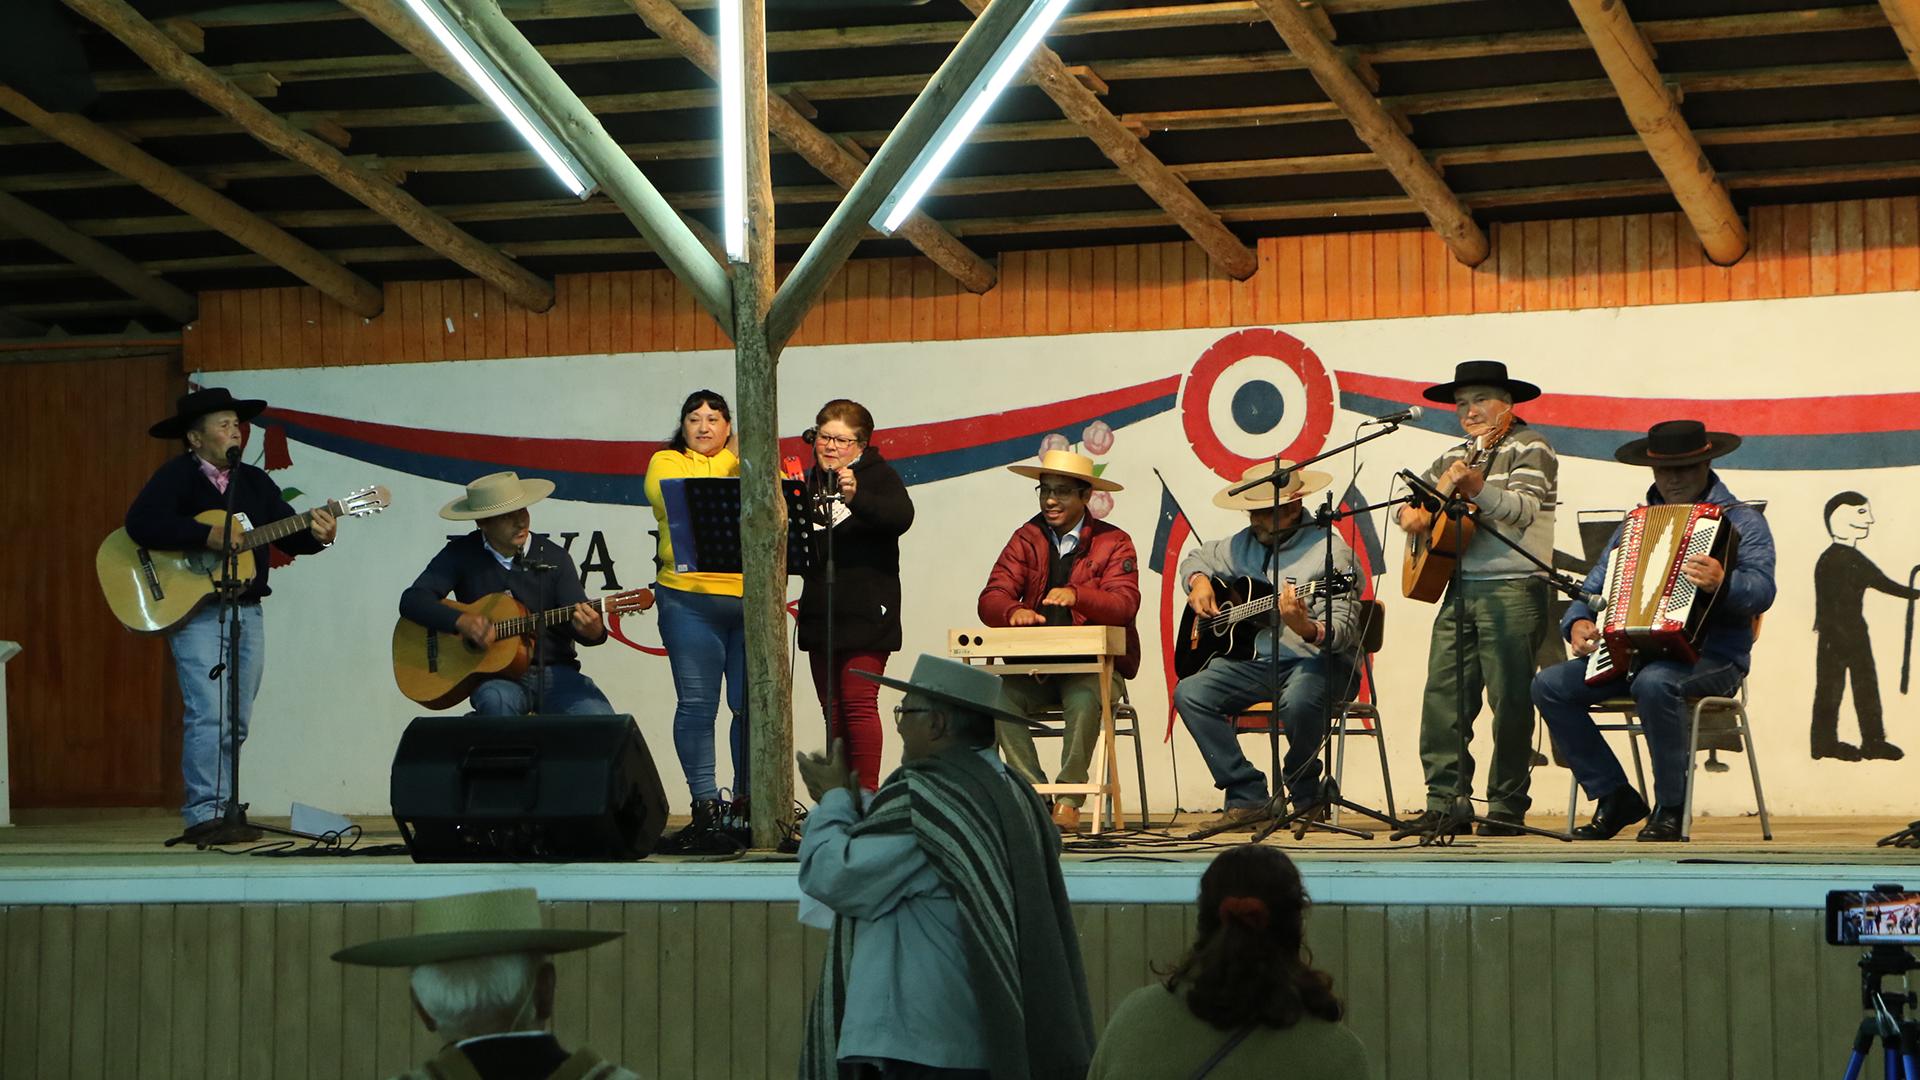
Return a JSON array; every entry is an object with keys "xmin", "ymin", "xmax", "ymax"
[
  {"xmin": 1173, "ymin": 571, "xmax": 1357, "ymax": 679},
  {"xmin": 392, "ymin": 588, "xmax": 655, "ymax": 710},
  {"xmin": 97, "ymin": 485, "xmax": 392, "ymax": 634},
  {"xmin": 1402, "ymin": 413, "xmax": 1513, "ymax": 603}
]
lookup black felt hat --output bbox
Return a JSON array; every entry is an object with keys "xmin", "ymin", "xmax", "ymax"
[
  {"xmin": 1613, "ymin": 420, "xmax": 1743, "ymax": 467},
  {"xmin": 1421, "ymin": 360, "xmax": 1542, "ymax": 405},
  {"xmin": 148, "ymin": 387, "xmax": 267, "ymax": 439}
]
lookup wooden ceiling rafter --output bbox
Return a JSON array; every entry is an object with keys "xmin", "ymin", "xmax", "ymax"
[
  {"xmin": 57, "ymin": 0, "xmax": 556, "ymax": 312},
  {"xmin": 0, "ymin": 190, "xmax": 197, "ymax": 324},
  {"xmin": 1568, "ymin": 0, "xmax": 1746, "ymax": 265},
  {"xmin": 1881, "ymin": 1, "xmax": 1920, "ymax": 81}
]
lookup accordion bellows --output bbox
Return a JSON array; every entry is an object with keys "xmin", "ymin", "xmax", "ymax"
[{"xmin": 1585, "ymin": 503, "xmax": 1738, "ymax": 686}]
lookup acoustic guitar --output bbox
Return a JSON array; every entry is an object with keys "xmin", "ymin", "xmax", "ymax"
[
  {"xmin": 1173, "ymin": 571, "xmax": 1357, "ymax": 679},
  {"xmin": 97, "ymin": 485, "xmax": 392, "ymax": 634},
  {"xmin": 1401, "ymin": 413, "xmax": 1513, "ymax": 603},
  {"xmin": 392, "ymin": 588, "xmax": 655, "ymax": 710}
]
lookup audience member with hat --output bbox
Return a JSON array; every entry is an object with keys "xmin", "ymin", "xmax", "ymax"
[
  {"xmin": 399, "ymin": 470, "xmax": 613, "ymax": 716},
  {"xmin": 125, "ymin": 387, "xmax": 338, "ymax": 846},
  {"xmin": 1174, "ymin": 462, "xmax": 1362, "ymax": 835},
  {"xmin": 975, "ymin": 449, "xmax": 1142, "ymax": 834},
  {"xmin": 332, "ymin": 887, "xmax": 639, "ymax": 1080},
  {"xmin": 1532, "ymin": 420, "xmax": 1776, "ymax": 841}
]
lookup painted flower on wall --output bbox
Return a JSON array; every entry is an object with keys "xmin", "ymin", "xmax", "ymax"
[
  {"xmin": 1088, "ymin": 490, "xmax": 1114, "ymax": 520},
  {"xmin": 1081, "ymin": 420, "xmax": 1114, "ymax": 455},
  {"xmin": 1038, "ymin": 432, "xmax": 1071, "ymax": 458}
]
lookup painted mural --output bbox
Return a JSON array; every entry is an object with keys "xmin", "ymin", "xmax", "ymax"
[{"xmin": 206, "ymin": 288, "xmax": 1920, "ymax": 819}]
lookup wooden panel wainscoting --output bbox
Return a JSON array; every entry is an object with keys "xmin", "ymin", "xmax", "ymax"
[
  {"xmin": 0, "ymin": 899, "xmax": 1870, "ymax": 1080},
  {"xmin": 0, "ymin": 354, "xmax": 185, "ymax": 808},
  {"xmin": 178, "ymin": 197, "xmax": 1920, "ymax": 371}
]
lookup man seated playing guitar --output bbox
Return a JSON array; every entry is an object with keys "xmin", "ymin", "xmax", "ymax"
[
  {"xmin": 399, "ymin": 472, "xmax": 612, "ymax": 715},
  {"xmin": 1175, "ymin": 463, "xmax": 1361, "ymax": 834}
]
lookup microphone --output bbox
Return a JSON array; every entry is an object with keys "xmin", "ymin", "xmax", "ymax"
[
  {"xmin": 225, "ymin": 445, "xmax": 241, "ymax": 465},
  {"xmin": 512, "ymin": 547, "xmax": 556, "ymax": 573},
  {"xmin": 1362, "ymin": 405, "xmax": 1423, "ymax": 427},
  {"xmin": 800, "ymin": 427, "xmax": 818, "ymax": 445}
]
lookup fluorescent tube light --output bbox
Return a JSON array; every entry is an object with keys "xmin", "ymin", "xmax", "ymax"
[
  {"xmin": 400, "ymin": 0, "xmax": 598, "ymax": 200},
  {"xmin": 870, "ymin": 0, "xmax": 1072, "ymax": 234},
  {"xmin": 718, "ymin": 0, "xmax": 748, "ymax": 261}
]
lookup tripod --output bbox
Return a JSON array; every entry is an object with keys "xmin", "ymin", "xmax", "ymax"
[
  {"xmin": 1841, "ymin": 944, "xmax": 1920, "ymax": 1080},
  {"xmin": 1881, "ymin": 822, "xmax": 1920, "ymax": 850}
]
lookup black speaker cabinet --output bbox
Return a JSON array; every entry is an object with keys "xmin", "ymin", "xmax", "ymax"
[{"xmin": 391, "ymin": 714, "xmax": 667, "ymax": 862}]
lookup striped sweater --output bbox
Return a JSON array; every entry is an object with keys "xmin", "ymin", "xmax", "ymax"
[{"xmin": 1416, "ymin": 420, "xmax": 1557, "ymax": 580}]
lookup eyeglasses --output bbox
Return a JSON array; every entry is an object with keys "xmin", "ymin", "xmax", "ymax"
[
  {"xmin": 893, "ymin": 705, "xmax": 938, "ymax": 729},
  {"xmin": 815, "ymin": 433, "xmax": 860, "ymax": 448},
  {"xmin": 1035, "ymin": 483, "xmax": 1085, "ymax": 501}
]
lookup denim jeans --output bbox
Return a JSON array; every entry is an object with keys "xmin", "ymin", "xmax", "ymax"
[
  {"xmin": 1533, "ymin": 655, "xmax": 1745, "ymax": 808},
  {"xmin": 167, "ymin": 602, "xmax": 264, "ymax": 829},
  {"xmin": 470, "ymin": 666, "xmax": 613, "ymax": 716},
  {"xmin": 1174, "ymin": 652, "xmax": 1345, "ymax": 807},
  {"xmin": 657, "ymin": 586, "xmax": 748, "ymax": 802}
]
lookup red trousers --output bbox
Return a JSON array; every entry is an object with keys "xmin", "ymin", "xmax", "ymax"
[{"xmin": 808, "ymin": 649, "xmax": 890, "ymax": 791}]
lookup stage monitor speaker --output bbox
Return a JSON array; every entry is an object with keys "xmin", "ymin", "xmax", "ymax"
[{"xmin": 391, "ymin": 713, "xmax": 667, "ymax": 862}]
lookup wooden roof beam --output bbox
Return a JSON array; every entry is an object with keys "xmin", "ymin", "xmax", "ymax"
[
  {"xmin": 1569, "ymin": 0, "xmax": 1746, "ymax": 265},
  {"xmin": 625, "ymin": 0, "xmax": 994, "ymax": 293},
  {"xmin": 1253, "ymin": 0, "xmax": 1487, "ymax": 265},
  {"xmin": 60, "ymin": 0, "xmax": 554, "ymax": 311},
  {"xmin": 0, "ymin": 190, "xmax": 197, "ymax": 324},
  {"xmin": 0, "ymin": 86, "xmax": 384, "ymax": 317},
  {"xmin": 956, "ymin": 0, "xmax": 1254, "ymax": 279},
  {"xmin": 1881, "ymin": 1, "xmax": 1920, "ymax": 80}
]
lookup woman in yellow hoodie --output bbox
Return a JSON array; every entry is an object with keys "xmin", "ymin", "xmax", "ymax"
[{"xmin": 645, "ymin": 390, "xmax": 747, "ymax": 852}]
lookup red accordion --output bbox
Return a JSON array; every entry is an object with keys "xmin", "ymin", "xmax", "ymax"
[{"xmin": 1584, "ymin": 503, "xmax": 1738, "ymax": 686}]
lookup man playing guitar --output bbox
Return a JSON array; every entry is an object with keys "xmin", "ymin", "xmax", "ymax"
[
  {"xmin": 399, "ymin": 471, "xmax": 613, "ymax": 715},
  {"xmin": 1395, "ymin": 360, "xmax": 1558, "ymax": 837}
]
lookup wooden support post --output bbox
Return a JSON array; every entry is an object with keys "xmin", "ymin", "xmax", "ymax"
[
  {"xmin": 1880, "ymin": 1, "xmax": 1920, "ymax": 85},
  {"xmin": 1252, "ymin": 0, "xmax": 1488, "ymax": 265},
  {"xmin": 958, "ymin": 0, "xmax": 1255, "ymax": 279},
  {"xmin": 0, "ymin": 191, "xmax": 198, "ymax": 324},
  {"xmin": 768, "ymin": 0, "xmax": 1052, "ymax": 351},
  {"xmin": 626, "ymin": 0, "xmax": 994, "ymax": 295},
  {"xmin": 62, "ymin": 0, "xmax": 555, "ymax": 311},
  {"xmin": 0, "ymin": 87, "xmax": 384, "ymax": 317},
  {"xmin": 1569, "ymin": 0, "xmax": 1747, "ymax": 265},
  {"xmin": 730, "ymin": 0, "xmax": 792, "ymax": 851}
]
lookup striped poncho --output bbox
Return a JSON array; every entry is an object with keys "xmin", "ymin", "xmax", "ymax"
[{"xmin": 800, "ymin": 745, "xmax": 1096, "ymax": 1080}]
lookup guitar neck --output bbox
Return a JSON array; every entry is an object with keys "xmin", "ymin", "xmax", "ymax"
[
  {"xmin": 238, "ymin": 500, "xmax": 341, "ymax": 551},
  {"xmin": 494, "ymin": 595, "xmax": 601, "ymax": 638}
]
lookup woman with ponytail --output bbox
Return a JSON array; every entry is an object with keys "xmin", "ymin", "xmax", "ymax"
[{"xmin": 1088, "ymin": 845, "xmax": 1369, "ymax": 1078}]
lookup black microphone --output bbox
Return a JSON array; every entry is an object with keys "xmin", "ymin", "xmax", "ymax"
[
  {"xmin": 512, "ymin": 547, "xmax": 556, "ymax": 573},
  {"xmin": 800, "ymin": 427, "xmax": 818, "ymax": 445},
  {"xmin": 1398, "ymin": 469, "xmax": 1443, "ymax": 510},
  {"xmin": 225, "ymin": 445, "xmax": 241, "ymax": 465},
  {"xmin": 1362, "ymin": 405, "xmax": 1424, "ymax": 427}
]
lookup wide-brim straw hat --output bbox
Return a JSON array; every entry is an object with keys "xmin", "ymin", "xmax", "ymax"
[
  {"xmin": 851, "ymin": 654, "xmax": 1043, "ymax": 729},
  {"xmin": 439, "ymin": 471, "xmax": 556, "ymax": 521},
  {"xmin": 1212, "ymin": 461, "xmax": 1332, "ymax": 511},
  {"xmin": 1421, "ymin": 359, "xmax": 1542, "ymax": 405},
  {"xmin": 331, "ymin": 888, "xmax": 621, "ymax": 968},
  {"xmin": 1613, "ymin": 419, "xmax": 1743, "ymax": 467},
  {"xmin": 1007, "ymin": 449, "xmax": 1123, "ymax": 493},
  {"xmin": 149, "ymin": 387, "xmax": 267, "ymax": 438}
]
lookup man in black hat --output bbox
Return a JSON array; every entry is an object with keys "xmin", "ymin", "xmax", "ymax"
[
  {"xmin": 1396, "ymin": 360, "xmax": 1558, "ymax": 837},
  {"xmin": 125, "ymin": 388, "xmax": 337, "ymax": 845},
  {"xmin": 1532, "ymin": 420, "xmax": 1776, "ymax": 842}
]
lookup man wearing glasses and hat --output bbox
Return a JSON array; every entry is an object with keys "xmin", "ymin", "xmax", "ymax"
[
  {"xmin": 1533, "ymin": 420, "xmax": 1776, "ymax": 842},
  {"xmin": 332, "ymin": 887, "xmax": 639, "ymax": 1079},
  {"xmin": 1396, "ymin": 360, "xmax": 1559, "ymax": 838},
  {"xmin": 399, "ymin": 471, "xmax": 613, "ymax": 715},
  {"xmin": 126, "ymin": 388, "xmax": 338, "ymax": 846},
  {"xmin": 977, "ymin": 449, "xmax": 1141, "ymax": 834}
]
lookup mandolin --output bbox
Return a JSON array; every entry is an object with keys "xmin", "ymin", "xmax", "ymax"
[
  {"xmin": 391, "ymin": 587, "xmax": 655, "ymax": 709},
  {"xmin": 97, "ymin": 485, "xmax": 392, "ymax": 633},
  {"xmin": 1173, "ymin": 572, "xmax": 1358, "ymax": 679},
  {"xmin": 1402, "ymin": 413, "xmax": 1513, "ymax": 603}
]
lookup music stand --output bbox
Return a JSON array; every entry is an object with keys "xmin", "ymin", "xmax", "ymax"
[{"xmin": 657, "ymin": 477, "xmax": 812, "ymax": 575}]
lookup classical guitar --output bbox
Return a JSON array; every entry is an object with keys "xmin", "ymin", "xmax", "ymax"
[
  {"xmin": 1173, "ymin": 571, "xmax": 1357, "ymax": 679},
  {"xmin": 392, "ymin": 587, "xmax": 655, "ymax": 710},
  {"xmin": 1401, "ymin": 412, "xmax": 1514, "ymax": 603},
  {"xmin": 97, "ymin": 485, "xmax": 392, "ymax": 634}
]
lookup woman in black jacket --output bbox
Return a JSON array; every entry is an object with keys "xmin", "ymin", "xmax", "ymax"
[{"xmin": 797, "ymin": 399, "xmax": 915, "ymax": 790}]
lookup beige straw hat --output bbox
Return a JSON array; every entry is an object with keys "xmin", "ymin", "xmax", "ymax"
[
  {"xmin": 331, "ymin": 888, "xmax": 620, "ymax": 967},
  {"xmin": 1211, "ymin": 461, "xmax": 1332, "ymax": 512},
  {"xmin": 439, "ymin": 471, "xmax": 556, "ymax": 521},
  {"xmin": 1006, "ymin": 449, "xmax": 1122, "ymax": 493}
]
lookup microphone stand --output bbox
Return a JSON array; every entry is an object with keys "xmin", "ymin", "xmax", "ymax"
[
  {"xmin": 814, "ymin": 469, "xmax": 858, "ymax": 804},
  {"xmin": 1389, "ymin": 469, "xmax": 1575, "ymax": 845}
]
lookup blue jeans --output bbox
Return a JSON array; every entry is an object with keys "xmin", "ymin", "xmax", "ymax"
[
  {"xmin": 470, "ymin": 666, "xmax": 613, "ymax": 716},
  {"xmin": 1174, "ymin": 653, "xmax": 1344, "ymax": 807},
  {"xmin": 167, "ymin": 602, "xmax": 264, "ymax": 829},
  {"xmin": 1533, "ymin": 655, "xmax": 1745, "ymax": 809},
  {"xmin": 657, "ymin": 586, "xmax": 748, "ymax": 802}
]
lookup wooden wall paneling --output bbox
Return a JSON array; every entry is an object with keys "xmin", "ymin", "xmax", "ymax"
[
  {"xmin": 307, "ymin": 903, "xmax": 346, "ymax": 1080},
  {"xmin": 1424, "ymin": 906, "xmax": 1472, "ymax": 1075},
  {"xmin": 645, "ymin": 271, "xmax": 672, "ymax": 355},
  {"xmin": 1509, "ymin": 906, "xmax": 1557, "ymax": 1079},
  {"xmin": 839, "ymin": 262, "xmax": 867, "ymax": 344},
  {"xmin": 318, "ymin": 290, "xmax": 344, "ymax": 366},
  {"xmin": 1782, "ymin": 203, "xmax": 1813, "ymax": 297},
  {"xmin": 1016, "ymin": 252, "xmax": 1043, "ymax": 338},
  {"xmin": 1550, "ymin": 908, "xmax": 1600, "ymax": 1080},
  {"xmin": 1421, "ymin": 231, "xmax": 1450, "ymax": 318},
  {"xmin": 482, "ymin": 281, "xmax": 508, "ymax": 359},
  {"xmin": 1250, "ymin": 239, "xmax": 1276, "ymax": 326},
  {"xmin": 1837, "ymin": 200, "xmax": 1866, "ymax": 294},
  {"xmin": 1178, "ymin": 242, "xmax": 1204, "ymax": 329},
  {"xmin": 1374, "ymin": 230, "xmax": 1401, "ymax": 318},
  {"xmin": 203, "ymin": 904, "xmax": 241, "ymax": 1080},
  {"xmin": 1675, "ymin": 219, "xmax": 1704, "ymax": 304},
  {"xmin": 169, "ymin": 903, "xmax": 209, "ymax": 1077},
  {"xmin": 393, "ymin": 281, "xmax": 420, "ymax": 363},
  {"xmin": 1572, "ymin": 218, "xmax": 1601, "ymax": 309},
  {"xmin": 1320, "ymin": 234, "xmax": 1350, "ymax": 320},
  {"xmin": 239, "ymin": 903, "xmax": 277, "ymax": 1077},
  {"xmin": 588, "ymin": 273, "xmax": 612, "ymax": 355},
  {"xmin": 273, "ymin": 903, "xmax": 311, "ymax": 1077},
  {"xmin": 1351, "ymin": 232, "xmax": 1379, "ymax": 319},
  {"xmin": 1597, "ymin": 216, "xmax": 1626, "ymax": 308},
  {"xmin": 237, "ymin": 287, "xmax": 262, "ymax": 368},
  {"xmin": 864, "ymin": 259, "xmax": 893, "ymax": 342},
  {"xmin": 3, "ymin": 907, "xmax": 38, "ymax": 1074},
  {"xmin": 422, "ymin": 281, "xmax": 450, "ymax": 363},
  {"xmin": 657, "ymin": 903, "xmax": 697, "ymax": 1077},
  {"xmin": 36, "ymin": 905, "xmax": 73, "ymax": 1078},
  {"xmin": 1341, "ymin": 905, "xmax": 1391, "ymax": 1080},
  {"xmin": 1810, "ymin": 201, "xmax": 1840, "ymax": 296},
  {"xmin": 1769, "ymin": 908, "xmax": 1821, "ymax": 1079},
  {"xmin": 887, "ymin": 256, "xmax": 914, "ymax": 342},
  {"xmin": 669, "ymin": 274, "xmax": 696, "ymax": 352},
  {"xmin": 1813, "ymin": 904, "xmax": 1865, "ymax": 1065},
  {"xmin": 1649, "ymin": 213, "xmax": 1678, "ymax": 306},
  {"xmin": 1702, "ymin": 242, "xmax": 1731, "ymax": 303},
  {"xmin": 1102, "ymin": 904, "xmax": 1147, "ymax": 1019},
  {"xmin": 956, "ymin": 263, "xmax": 983, "ymax": 340},
  {"xmin": 1132, "ymin": 243, "xmax": 1160, "ymax": 329},
  {"xmin": 932, "ymin": 267, "xmax": 959, "ymax": 342},
  {"xmin": 1466, "ymin": 905, "xmax": 1513, "ymax": 1080},
  {"xmin": 337, "ymin": 903, "xmax": 379, "ymax": 1079},
  {"xmin": 1274, "ymin": 235, "xmax": 1304, "ymax": 325},
  {"xmin": 566, "ymin": 275, "xmax": 592, "ymax": 356},
  {"xmin": 372, "ymin": 902, "xmax": 413, "ymax": 1073},
  {"xmin": 300, "ymin": 287, "xmax": 323, "ymax": 366},
  {"xmin": 102, "ymin": 904, "xmax": 142, "ymax": 1076},
  {"xmin": 620, "ymin": 902, "xmax": 662, "ymax": 1074},
  {"xmin": 1304, "ymin": 902, "xmax": 1346, "ymax": 1005},
  {"xmin": 973, "ymin": 259, "xmax": 1002, "ymax": 339},
  {"xmin": 920, "ymin": 257, "xmax": 948, "ymax": 341},
  {"xmin": 1067, "ymin": 247, "xmax": 1094, "ymax": 335},
  {"xmin": 729, "ymin": 903, "xmax": 772, "ymax": 1078},
  {"xmin": 1722, "ymin": 909, "xmax": 1773, "ymax": 1079},
  {"xmin": 253, "ymin": 287, "xmax": 279, "ymax": 369},
  {"xmin": 1682, "ymin": 909, "xmax": 1732, "ymax": 1074},
  {"xmin": 1073, "ymin": 905, "xmax": 1108, "ymax": 1029},
  {"xmin": 1893, "ymin": 196, "xmax": 1920, "ymax": 289},
  {"xmin": 1864, "ymin": 198, "xmax": 1894, "ymax": 293},
  {"xmin": 1639, "ymin": 910, "xmax": 1690, "ymax": 1077},
  {"xmin": 1300, "ymin": 234, "xmax": 1329, "ymax": 322},
  {"xmin": 1090, "ymin": 246, "xmax": 1117, "ymax": 333},
  {"xmin": 550, "ymin": 902, "xmax": 590, "ymax": 1055},
  {"xmin": 136, "ymin": 905, "xmax": 174, "ymax": 1072},
  {"xmin": 819, "ymin": 268, "xmax": 847, "ymax": 345},
  {"xmin": 1623, "ymin": 213, "xmax": 1651, "ymax": 307},
  {"xmin": 1227, "ymin": 249, "xmax": 1254, "ymax": 327},
  {"xmin": 1206, "ymin": 244, "xmax": 1234, "ymax": 327},
  {"xmin": 1397, "ymin": 230, "xmax": 1424, "ymax": 316},
  {"xmin": 432, "ymin": 281, "xmax": 458, "ymax": 361},
  {"xmin": 1594, "ymin": 908, "xmax": 1643, "ymax": 1078},
  {"xmin": 1548, "ymin": 219, "xmax": 1575, "ymax": 309},
  {"xmin": 1521, "ymin": 220, "xmax": 1549, "ymax": 312}
]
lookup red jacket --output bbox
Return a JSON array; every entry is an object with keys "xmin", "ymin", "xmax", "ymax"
[{"xmin": 978, "ymin": 514, "xmax": 1142, "ymax": 679}]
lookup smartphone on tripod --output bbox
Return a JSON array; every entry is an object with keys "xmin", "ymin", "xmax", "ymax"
[{"xmin": 1828, "ymin": 885, "xmax": 1920, "ymax": 1080}]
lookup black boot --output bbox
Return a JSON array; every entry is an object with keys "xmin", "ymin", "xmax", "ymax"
[
  {"xmin": 1571, "ymin": 786, "xmax": 1650, "ymax": 840},
  {"xmin": 659, "ymin": 799, "xmax": 740, "ymax": 855},
  {"xmin": 1635, "ymin": 805, "xmax": 1686, "ymax": 842}
]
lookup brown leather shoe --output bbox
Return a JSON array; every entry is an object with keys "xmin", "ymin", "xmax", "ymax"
[
  {"xmin": 1188, "ymin": 804, "xmax": 1267, "ymax": 837},
  {"xmin": 1052, "ymin": 802, "xmax": 1082, "ymax": 833}
]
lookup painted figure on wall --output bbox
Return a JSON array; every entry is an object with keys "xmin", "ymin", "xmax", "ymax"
[{"xmin": 1811, "ymin": 492, "xmax": 1920, "ymax": 761}]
